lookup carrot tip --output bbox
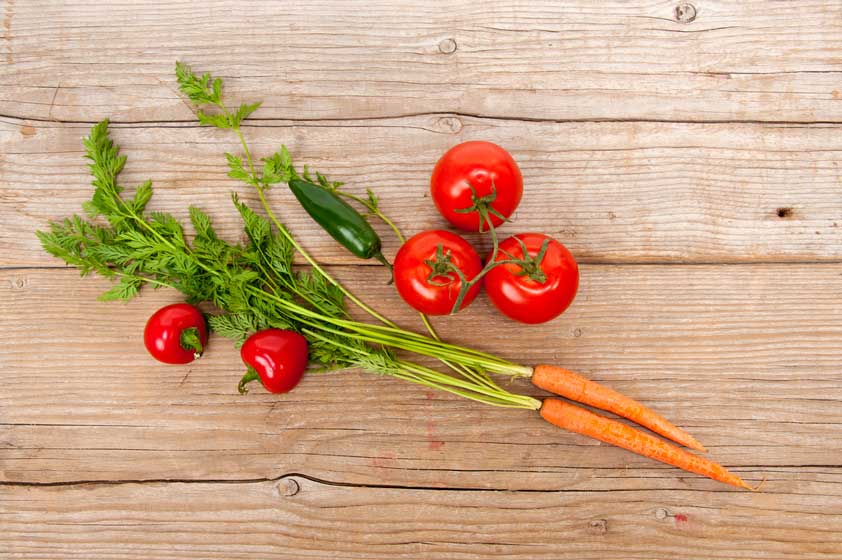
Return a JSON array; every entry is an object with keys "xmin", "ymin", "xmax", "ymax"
[{"xmin": 681, "ymin": 434, "xmax": 707, "ymax": 453}]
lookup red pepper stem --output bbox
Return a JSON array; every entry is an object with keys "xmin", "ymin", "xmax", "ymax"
[
  {"xmin": 238, "ymin": 367, "xmax": 261, "ymax": 395},
  {"xmin": 179, "ymin": 327, "xmax": 204, "ymax": 360}
]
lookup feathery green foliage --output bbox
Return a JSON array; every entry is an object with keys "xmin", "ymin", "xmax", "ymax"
[{"xmin": 35, "ymin": 120, "xmax": 370, "ymax": 370}]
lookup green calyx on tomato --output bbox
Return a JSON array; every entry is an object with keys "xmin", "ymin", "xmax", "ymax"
[
  {"xmin": 498, "ymin": 236, "xmax": 552, "ymax": 284},
  {"xmin": 423, "ymin": 229, "xmax": 556, "ymax": 315},
  {"xmin": 423, "ymin": 243, "xmax": 464, "ymax": 287},
  {"xmin": 393, "ymin": 230, "xmax": 482, "ymax": 316},
  {"xmin": 485, "ymin": 233, "xmax": 579, "ymax": 324},
  {"xmin": 453, "ymin": 181, "xmax": 509, "ymax": 233},
  {"xmin": 430, "ymin": 140, "xmax": 523, "ymax": 232}
]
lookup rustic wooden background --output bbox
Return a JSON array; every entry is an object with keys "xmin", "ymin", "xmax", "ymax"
[{"xmin": 2, "ymin": 1, "xmax": 841, "ymax": 558}]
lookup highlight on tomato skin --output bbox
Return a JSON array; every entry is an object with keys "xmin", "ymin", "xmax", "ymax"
[
  {"xmin": 484, "ymin": 233, "xmax": 579, "ymax": 324},
  {"xmin": 430, "ymin": 141, "xmax": 523, "ymax": 232},
  {"xmin": 393, "ymin": 229, "xmax": 483, "ymax": 315},
  {"xmin": 143, "ymin": 303, "xmax": 208, "ymax": 364}
]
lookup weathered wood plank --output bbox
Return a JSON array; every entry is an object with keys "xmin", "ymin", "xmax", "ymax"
[
  {"xmin": 4, "ymin": 118, "xmax": 842, "ymax": 267},
  {"xmin": 2, "ymin": 265, "xmax": 840, "ymax": 487},
  {"xmin": 2, "ymin": 1, "xmax": 842, "ymax": 123},
  {"xmin": 2, "ymin": 472, "xmax": 840, "ymax": 560}
]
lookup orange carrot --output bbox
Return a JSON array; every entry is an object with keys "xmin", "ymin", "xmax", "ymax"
[
  {"xmin": 532, "ymin": 364, "xmax": 705, "ymax": 452},
  {"xmin": 540, "ymin": 398, "xmax": 754, "ymax": 490}
]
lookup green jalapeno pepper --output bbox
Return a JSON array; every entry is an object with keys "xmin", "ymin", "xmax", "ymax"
[{"xmin": 288, "ymin": 178, "xmax": 390, "ymax": 268}]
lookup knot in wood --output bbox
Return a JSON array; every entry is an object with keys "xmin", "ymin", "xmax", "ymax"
[
  {"xmin": 587, "ymin": 519, "xmax": 608, "ymax": 535},
  {"xmin": 438, "ymin": 38, "xmax": 458, "ymax": 55},
  {"xmin": 277, "ymin": 478, "xmax": 300, "ymax": 497},
  {"xmin": 674, "ymin": 2, "xmax": 697, "ymax": 23},
  {"xmin": 655, "ymin": 507, "xmax": 672, "ymax": 520},
  {"xmin": 436, "ymin": 116, "xmax": 463, "ymax": 134}
]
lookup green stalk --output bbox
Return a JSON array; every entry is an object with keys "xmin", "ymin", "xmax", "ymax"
[
  {"xmin": 249, "ymin": 285, "xmax": 530, "ymax": 376},
  {"xmin": 304, "ymin": 329, "xmax": 538, "ymax": 409},
  {"xmin": 336, "ymin": 186, "xmax": 500, "ymax": 389},
  {"xmin": 396, "ymin": 360, "xmax": 539, "ymax": 409}
]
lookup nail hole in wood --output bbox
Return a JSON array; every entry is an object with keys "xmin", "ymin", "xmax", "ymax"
[
  {"xmin": 674, "ymin": 2, "xmax": 697, "ymax": 23},
  {"xmin": 776, "ymin": 207, "xmax": 793, "ymax": 218}
]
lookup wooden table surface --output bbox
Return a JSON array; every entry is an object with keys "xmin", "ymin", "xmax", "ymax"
[{"xmin": 2, "ymin": 1, "xmax": 841, "ymax": 558}]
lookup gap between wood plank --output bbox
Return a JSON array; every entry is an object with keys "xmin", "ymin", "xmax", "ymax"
[
  {"xmin": 4, "ymin": 112, "xmax": 842, "ymax": 127},
  {"xmin": 0, "ymin": 468, "xmax": 829, "ymax": 491}
]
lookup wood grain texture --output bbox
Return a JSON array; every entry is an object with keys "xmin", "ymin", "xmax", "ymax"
[
  {"xmin": 2, "ymin": 1, "xmax": 842, "ymax": 123},
  {"xmin": 4, "ymin": 117, "xmax": 842, "ymax": 267},
  {"xmin": 2, "ymin": 472, "xmax": 841, "ymax": 560},
  {"xmin": 3, "ymin": 1, "xmax": 842, "ymax": 558},
  {"xmin": 2, "ymin": 266, "xmax": 840, "ymax": 488}
]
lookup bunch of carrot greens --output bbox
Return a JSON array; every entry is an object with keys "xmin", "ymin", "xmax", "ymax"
[{"xmin": 35, "ymin": 62, "xmax": 760, "ymax": 491}]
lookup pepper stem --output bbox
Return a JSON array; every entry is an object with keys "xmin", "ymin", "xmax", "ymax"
[
  {"xmin": 373, "ymin": 251, "xmax": 394, "ymax": 284},
  {"xmin": 179, "ymin": 327, "xmax": 204, "ymax": 360},
  {"xmin": 238, "ymin": 368, "xmax": 261, "ymax": 395}
]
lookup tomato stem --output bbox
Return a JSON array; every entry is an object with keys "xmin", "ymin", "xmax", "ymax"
[
  {"xmin": 179, "ymin": 326, "xmax": 204, "ymax": 360},
  {"xmin": 238, "ymin": 368, "xmax": 261, "ymax": 395},
  {"xmin": 441, "ymin": 188, "xmax": 553, "ymax": 314},
  {"xmin": 423, "ymin": 243, "xmax": 460, "ymax": 287},
  {"xmin": 452, "ymin": 181, "xmax": 508, "ymax": 232},
  {"xmin": 509, "ymin": 237, "xmax": 551, "ymax": 283}
]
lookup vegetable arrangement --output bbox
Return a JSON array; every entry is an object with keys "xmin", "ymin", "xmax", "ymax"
[{"xmin": 35, "ymin": 62, "xmax": 760, "ymax": 490}]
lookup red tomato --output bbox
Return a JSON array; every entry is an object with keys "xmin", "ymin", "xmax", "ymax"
[
  {"xmin": 484, "ymin": 233, "xmax": 579, "ymax": 324},
  {"xmin": 143, "ymin": 303, "xmax": 208, "ymax": 364},
  {"xmin": 239, "ymin": 329, "xmax": 308, "ymax": 394},
  {"xmin": 393, "ymin": 230, "xmax": 483, "ymax": 315},
  {"xmin": 430, "ymin": 141, "xmax": 523, "ymax": 231}
]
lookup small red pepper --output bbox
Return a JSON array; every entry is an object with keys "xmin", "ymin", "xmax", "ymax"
[
  {"xmin": 238, "ymin": 329, "xmax": 309, "ymax": 394},
  {"xmin": 143, "ymin": 303, "xmax": 207, "ymax": 364}
]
